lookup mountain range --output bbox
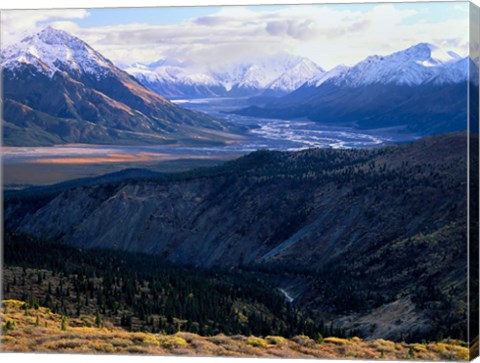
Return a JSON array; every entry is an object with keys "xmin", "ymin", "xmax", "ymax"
[
  {"xmin": 123, "ymin": 53, "xmax": 324, "ymax": 99},
  {"xmin": 125, "ymin": 41, "xmax": 473, "ymax": 136},
  {"xmin": 1, "ymin": 27, "xmax": 239, "ymax": 146},
  {"xmin": 1, "ymin": 27, "xmax": 474, "ymax": 145},
  {"xmin": 235, "ymin": 43, "xmax": 473, "ymax": 135}
]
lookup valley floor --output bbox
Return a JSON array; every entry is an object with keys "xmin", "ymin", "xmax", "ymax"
[{"xmin": 1, "ymin": 300, "xmax": 471, "ymax": 360}]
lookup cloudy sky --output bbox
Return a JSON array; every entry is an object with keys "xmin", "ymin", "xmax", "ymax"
[{"xmin": 0, "ymin": 2, "xmax": 471, "ymax": 70}]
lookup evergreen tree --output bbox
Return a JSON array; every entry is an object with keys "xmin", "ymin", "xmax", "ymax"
[{"xmin": 61, "ymin": 315, "xmax": 67, "ymax": 331}]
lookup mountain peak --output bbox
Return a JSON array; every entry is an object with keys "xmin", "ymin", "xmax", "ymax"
[
  {"xmin": 38, "ymin": 25, "xmax": 68, "ymax": 36},
  {"xmin": 267, "ymin": 58, "xmax": 324, "ymax": 92},
  {"xmin": 33, "ymin": 26, "xmax": 80, "ymax": 44},
  {"xmin": 360, "ymin": 43, "xmax": 434, "ymax": 65},
  {"xmin": 395, "ymin": 42, "xmax": 462, "ymax": 66},
  {"xmin": 404, "ymin": 42, "xmax": 433, "ymax": 56},
  {"xmin": 19, "ymin": 26, "xmax": 86, "ymax": 51},
  {"xmin": 3, "ymin": 27, "xmax": 113, "ymax": 78}
]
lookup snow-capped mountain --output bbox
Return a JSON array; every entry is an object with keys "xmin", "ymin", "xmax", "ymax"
[
  {"xmin": 217, "ymin": 53, "xmax": 323, "ymax": 92},
  {"xmin": 2, "ymin": 27, "xmax": 236, "ymax": 146},
  {"xmin": 124, "ymin": 62, "xmax": 226, "ymax": 99},
  {"xmin": 236, "ymin": 43, "xmax": 471, "ymax": 135},
  {"xmin": 2, "ymin": 26, "xmax": 115, "ymax": 79},
  {"xmin": 328, "ymin": 43, "xmax": 464, "ymax": 87},
  {"xmin": 126, "ymin": 44, "xmax": 466, "ymax": 100},
  {"xmin": 306, "ymin": 43, "xmax": 465, "ymax": 88},
  {"xmin": 265, "ymin": 58, "xmax": 324, "ymax": 94},
  {"xmin": 124, "ymin": 53, "xmax": 324, "ymax": 98}
]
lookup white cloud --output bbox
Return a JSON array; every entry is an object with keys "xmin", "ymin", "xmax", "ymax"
[
  {"xmin": 1, "ymin": 9, "xmax": 90, "ymax": 47},
  {"xmin": 1, "ymin": 5, "xmax": 470, "ymax": 70}
]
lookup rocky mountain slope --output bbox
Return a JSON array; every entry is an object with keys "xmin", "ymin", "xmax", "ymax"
[
  {"xmin": 235, "ymin": 43, "xmax": 472, "ymax": 135},
  {"xmin": 4, "ymin": 133, "xmax": 472, "ymax": 340},
  {"xmin": 1, "ymin": 27, "xmax": 240, "ymax": 146}
]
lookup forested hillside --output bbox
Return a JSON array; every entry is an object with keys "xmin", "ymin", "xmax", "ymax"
[{"xmin": 4, "ymin": 132, "xmax": 474, "ymax": 342}]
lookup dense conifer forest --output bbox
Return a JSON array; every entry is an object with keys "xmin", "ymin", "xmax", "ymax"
[{"xmin": 3, "ymin": 232, "xmax": 345, "ymax": 340}]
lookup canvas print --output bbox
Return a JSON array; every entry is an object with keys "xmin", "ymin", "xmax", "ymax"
[{"xmin": 1, "ymin": 1, "xmax": 479, "ymax": 360}]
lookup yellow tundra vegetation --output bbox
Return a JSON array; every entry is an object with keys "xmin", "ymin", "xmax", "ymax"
[{"xmin": 0, "ymin": 300, "xmax": 470, "ymax": 360}]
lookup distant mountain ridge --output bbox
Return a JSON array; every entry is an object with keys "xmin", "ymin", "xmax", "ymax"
[
  {"xmin": 307, "ymin": 43, "xmax": 466, "ymax": 87},
  {"xmin": 124, "ymin": 43, "xmax": 469, "ymax": 102},
  {"xmin": 1, "ymin": 27, "xmax": 240, "ymax": 146},
  {"xmin": 124, "ymin": 53, "xmax": 324, "ymax": 99},
  {"xmin": 235, "ymin": 43, "xmax": 472, "ymax": 135}
]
